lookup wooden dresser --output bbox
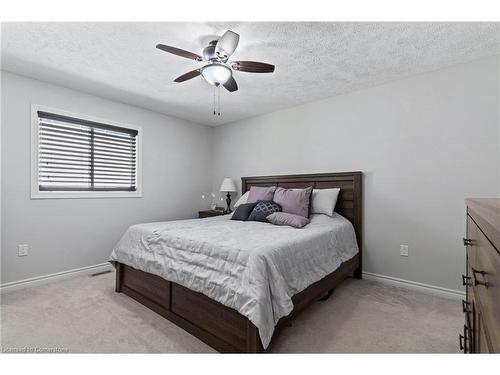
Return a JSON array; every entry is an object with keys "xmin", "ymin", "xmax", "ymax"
[{"xmin": 461, "ymin": 199, "xmax": 500, "ymax": 353}]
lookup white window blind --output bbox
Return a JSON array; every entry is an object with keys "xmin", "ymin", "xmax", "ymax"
[{"xmin": 37, "ymin": 111, "xmax": 138, "ymax": 192}]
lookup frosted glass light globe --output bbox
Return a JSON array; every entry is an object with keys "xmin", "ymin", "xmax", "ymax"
[{"xmin": 201, "ymin": 64, "xmax": 232, "ymax": 86}]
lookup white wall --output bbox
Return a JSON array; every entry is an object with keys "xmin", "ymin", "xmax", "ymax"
[
  {"xmin": 1, "ymin": 71, "xmax": 213, "ymax": 284},
  {"xmin": 2, "ymin": 57, "xmax": 499, "ymax": 290},
  {"xmin": 212, "ymin": 56, "xmax": 500, "ymax": 292},
  {"xmin": 498, "ymin": 56, "xmax": 500, "ymax": 193}
]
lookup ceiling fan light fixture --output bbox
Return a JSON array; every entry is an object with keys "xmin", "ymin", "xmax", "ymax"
[
  {"xmin": 201, "ymin": 64, "xmax": 232, "ymax": 86},
  {"xmin": 156, "ymin": 29, "xmax": 274, "ymax": 94}
]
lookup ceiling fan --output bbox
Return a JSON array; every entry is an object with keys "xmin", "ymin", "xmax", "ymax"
[{"xmin": 156, "ymin": 30, "xmax": 275, "ymax": 92}]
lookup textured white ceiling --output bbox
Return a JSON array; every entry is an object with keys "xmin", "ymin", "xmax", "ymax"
[{"xmin": 2, "ymin": 22, "xmax": 499, "ymax": 126}]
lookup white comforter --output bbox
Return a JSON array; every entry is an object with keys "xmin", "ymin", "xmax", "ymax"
[{"xmin": 109, "ymin": 213, "xmax": 358, "ymax": 348}]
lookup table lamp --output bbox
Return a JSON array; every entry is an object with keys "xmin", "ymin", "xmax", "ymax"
[{"xmin": 219, "ymin": 178, "xmax": 237, "ymax": 213}]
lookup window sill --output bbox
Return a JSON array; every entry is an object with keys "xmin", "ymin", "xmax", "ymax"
[{"xmin": 30, "ymin": 191, "xmax": 142, "ymax": 199}]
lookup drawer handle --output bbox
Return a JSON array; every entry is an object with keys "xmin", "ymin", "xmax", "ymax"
[
  {"xmin": 462, "ymin": 299, "xmax": 472, "ymax": 313},
  {"xmin": 463, "ymin": 238, "xmax": 473, "ymax": 246},
  {"xmin": 471, "ymin": 267, "xmax": 489, "ymax": 287},
  {"xmin": 462, "ymin": 274, "xmax": 472, "ymax": 286},
  {"xmin": 460, "ymin": 325, "xmax": 471, "ymax": 352},
  {"xmin": 473, "ymin": 273, "xmax": 489, "ymax": 288}
]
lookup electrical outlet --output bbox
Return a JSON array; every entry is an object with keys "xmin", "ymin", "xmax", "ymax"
[
  {"xmin": 400, "ymin": 245, "xmax": 409, "ymax": 257},
  {"xmin": 18, "ymin": 244, "xmax": 29, "ymax": 257}
]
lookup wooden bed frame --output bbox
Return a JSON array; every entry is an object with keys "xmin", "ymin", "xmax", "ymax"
[{"xmin": 115, "ymin": 172, "xmax": 362, "ymax": 352}]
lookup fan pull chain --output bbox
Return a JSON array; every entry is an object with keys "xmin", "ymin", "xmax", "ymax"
[
  {"xmin": 217, "ymin": 86, "xmax": 221, "ymax": 116},
  {"xmin": 213, "ymin": 86, "xmax": 216, "ymax": 115},
  {"xmin": 211, "ymin": 85, "xmax": 222, "ymax": 116}
]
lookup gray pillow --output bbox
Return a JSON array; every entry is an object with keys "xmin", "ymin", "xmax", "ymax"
[
  {"xmin": 231, "ymin": 202, "xmax": 257, "ymax": 221},
  {"xmin": 247, "ymin": 186, "xmax": 276, "ymax": 203},
  {"xmin": 248, "ymin": 200, "xmax": 282, "ymax": 222},
  {"xmin": 267, "ymin": 212, "xmax": 311, "ymax": 228},
  {"xmin": 273, "ymin": 186, "xmax": 312, "ymax": 218}
]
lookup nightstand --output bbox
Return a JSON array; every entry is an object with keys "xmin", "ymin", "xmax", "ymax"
[{"xmin": 198, "ymin": 210, "xmax": 225, "ymax": 218}]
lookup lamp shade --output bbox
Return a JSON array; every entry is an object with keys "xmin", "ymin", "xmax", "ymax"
[{"xmin": 219, "ymin": 178, "xmax": 237, "ymax": 192}]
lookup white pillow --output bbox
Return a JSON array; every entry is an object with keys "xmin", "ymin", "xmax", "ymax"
[
  {"xmin": 311, "ymin": 188, "xmax": 340, "ymax": 216},
  {"xmin": 233, "ymin": 191, "xmax": 249, "ymax": 208}
]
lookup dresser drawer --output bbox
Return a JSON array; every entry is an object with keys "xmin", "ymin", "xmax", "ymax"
[
  {"xmin": 468, "ymin": 216, "xmax": 500, "ymax": 352},
  {"xmin": 467, "ymin": 217, "xmax": 480, "ymax": 274},
  {"xmin": 477, "ymin": 312, "xmax": 492, "ymax": 353}
]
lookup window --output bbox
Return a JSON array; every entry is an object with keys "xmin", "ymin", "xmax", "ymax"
[{"xmin": 31, "ymin": 106, "xmax": 141, "ymax": 198}]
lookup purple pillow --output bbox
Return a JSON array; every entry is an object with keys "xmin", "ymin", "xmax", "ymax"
[
  {"xmin": 267, "ymin": 212, "xmax": 310, "ymax": 228},
  {"xmin": 273, "ymin": 186, "xmax": 312, "ymax": 218},
  {"xmin": 247, "ymin": 186, "xmax": 276, "ymax": 203}
]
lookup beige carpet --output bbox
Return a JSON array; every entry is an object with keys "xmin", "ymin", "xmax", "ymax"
[{"xmin": 0, "ymin": 270, "xmax": 462, "ymax": 353}]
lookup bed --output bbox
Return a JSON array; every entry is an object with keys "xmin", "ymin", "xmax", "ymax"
[{"xmin": 111, "ymin": 172, "xmax": 362, "ymax": 352}]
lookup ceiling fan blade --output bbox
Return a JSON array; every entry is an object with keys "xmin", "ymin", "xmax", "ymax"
[
  {"xmin": 223, "ymin": 76, "xmax": 238, "ymax": 92},
  {"xmin": 215, "ymin": 30, "xmax": 240, "ymax": 59},
  {"xmin": 174, "ymin": 69, "xmax": 201, "ymax": 83},
  {"xmin": 156, "ymin": 44, "xmax": 203, "ymax": 61},
  {"xmin": 231, "ymin": 61, "xmax": 275, "ymax": 73}
]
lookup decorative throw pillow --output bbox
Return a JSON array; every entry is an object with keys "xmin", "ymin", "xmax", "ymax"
[
  {"xmin": 273, "ymin": 186, "xmax": 312, "ymax": 218},
  {"xmin": 247, "ymin": 186, "xmax": 277, "ymax": 203},
  {"xmin": 267, "ymin": 212, "xmax": 311, "ymax": 228},
  {"xmin": 231, "ymin": 202, "xmax": 258, "ymax": 221},
  {"xmin": 311, "ymin": 188, "xmax": 340, "ymax": 216},
  {"xmin": 233, "ymin": 191, "xmax": 249, "ymax": 208},
  {"xmin": 248, "ymin": 200, "xmax": 282, "ymax": 222}
]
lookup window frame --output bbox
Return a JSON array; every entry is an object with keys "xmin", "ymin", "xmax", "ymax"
[{"xmin": 31, "ymin": 104, "xmax": 142, "ymax": 199}]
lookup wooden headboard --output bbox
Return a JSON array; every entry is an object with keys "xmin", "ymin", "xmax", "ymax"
[{"xmin": 242, "ymin": 172, "xmax": 362, "ymax": 274}]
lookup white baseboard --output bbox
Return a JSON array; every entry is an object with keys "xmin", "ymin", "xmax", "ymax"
[
  {"xmin": 0, "ymin": 262, "xmax": 114, "ymax": 294},
  {"xmin": 0, "ymin": 263, "xmax": 464, "ymax": 301},
  {"xmin": 362, "ymin": 271, "xmax": 465, "ymax": 300}
]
